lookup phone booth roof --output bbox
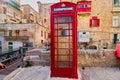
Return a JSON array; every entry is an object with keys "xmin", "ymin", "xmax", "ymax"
[{"xmin": 51, "ymin": 2, "xmax": 76, "ymax": 14}]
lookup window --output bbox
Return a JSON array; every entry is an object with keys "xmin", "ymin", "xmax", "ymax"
[
  {"xmin": 44, "ymin": 32, "xmax": 46, "ymax": 39},
  {"xmin": 41, "ymin": 40, "xmax": 43, "ymax": 44},
  {"xmin": 90, "ymin": 16, "xmax": 100, "ymax": 27},
  {"xmin": 8, "ymin": 42, "xmax": 13, "ymax": 45},
  {"xmin": 9, "ymin": 30, "xmax": 12, "ymax": 36},
  {"xmin": 41, "ymin": 30, "xmax": 43, "ymax": 37},
  {"xmin": 44, "ymin": 19, "xmax": 46, "ymax": 23},
  {"xmin": 114, "ymin": 0, "xmax": 119, "ymax": 6},
  {"xmin": 15, "ymin": 30, "xmax": 19, "ymax": 37},
  {"xmin": 113, "ymin": 16, "xmax": 119, "ymax": 27},
  {"xmin": 23, "ymin": 30, "xmax": 27, "ymax": 36},
  {"xmin": 113, "ymin": 34, "xmax": 118, "ymax": 44}
]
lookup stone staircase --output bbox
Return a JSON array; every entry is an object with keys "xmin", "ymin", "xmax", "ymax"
[{"xmin": 23, "ymin": 48, "xmax": 50, "ymax": 67}]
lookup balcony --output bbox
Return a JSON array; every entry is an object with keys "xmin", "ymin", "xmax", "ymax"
[
  {"xmin": 112, "ymin": 7, "xmax": 120, "ymax": 13},
  {"xmin": 4, "ymin": 36, "xmax": 29, "ymax": 41},
  {"xmin": 77, "ymin": 1, "xmax": 91, "ymax": 14},
  {"xmin": 112, "ymin": 4, "xmax": 120, "ymax": 13},
  {"xmin": 0, "ymin": 23, "xmax": 36, "ymax": 30}
]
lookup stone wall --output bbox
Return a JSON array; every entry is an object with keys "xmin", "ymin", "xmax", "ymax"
[
  {"xmin": 23, "ymin": 49, "xmax": 120, "ymax": 67},
  {"xmin": 78, "ymin": 49, "xmax": 119, "ymax": 67}
]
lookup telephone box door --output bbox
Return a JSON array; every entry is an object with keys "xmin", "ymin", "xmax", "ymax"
[{"xmin": 51, "ymin": 2, "xmax": 78, "ymax": 78}]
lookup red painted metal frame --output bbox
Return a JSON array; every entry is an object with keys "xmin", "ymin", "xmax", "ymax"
[{"xmin": 50, "ymin": 2, "xmax": 78, "ymax": 79}]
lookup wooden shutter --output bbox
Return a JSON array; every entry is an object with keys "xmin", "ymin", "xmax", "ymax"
[
  {"xmin": 90, "ymin": 19, "xmax": 92, "ymax": 27},
  {"xmin": 97, "ymin": 19, "xmax": 100, "ymax": 27}
]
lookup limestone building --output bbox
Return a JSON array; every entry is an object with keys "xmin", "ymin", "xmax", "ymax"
[
  {"xmin": 0, "ymin": 0, "xmax": 50, "ymax": 52},
  {"xmin": 0, "ymin": 0, "xmax": 22, "ymax": 52},
  {"xmin": 60, "ymin": 0, "xmax": 119, "ymax": 49},
  {"xmin": 37, "ymin": 1, "xmax": 52, "ymax": 45}
]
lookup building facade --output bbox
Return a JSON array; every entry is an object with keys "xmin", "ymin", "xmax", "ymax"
[
  {"xmin": 60, "ymin": 0, "xmax": 119, "ymax": 49},
  {"xmin": 0, "ymin": 0, "xmax": 50, "ymax": 53},
  {"xmin": 0, "ymin": 0, "xmax": 22, "ymax": 52},
  {"xmin": 37, "ymin": 1, "xmax": 52, "ymax": 45}
]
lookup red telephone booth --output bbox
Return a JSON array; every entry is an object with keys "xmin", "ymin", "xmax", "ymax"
[
  {"xmin": 116, "ymin": 43, "xmax": 120, "ymax": 58},
  {"xmin": 50, "ymin": 2, "xmax": 78, "ymax": 78}
]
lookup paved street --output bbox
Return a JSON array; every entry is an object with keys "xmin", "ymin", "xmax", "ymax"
[
  {"xmin": 0, "ymin": 59, "xmax": 21, "ymax": 75},
  {"xmin": 80, "ymin": 67, "xmax": 120, "ymax": 80},
  {"xmin": 3, "ymin": 66, "xmax": 120, "ymax": 80}
]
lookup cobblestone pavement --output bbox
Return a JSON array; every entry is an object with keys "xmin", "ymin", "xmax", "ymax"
[{"xmin": 80, "ymin": 67, "xmax": 120, "ymax": 80}]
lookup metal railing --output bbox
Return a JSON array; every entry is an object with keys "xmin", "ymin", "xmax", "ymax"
[{"xmin": 0, "ymin": 47, "xmax": 29, "ymax": 64}]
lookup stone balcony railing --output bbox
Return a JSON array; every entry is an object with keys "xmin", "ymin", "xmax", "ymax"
[
  {"xmin": 112, "ymin": 6, "xmax": 120, "ymax": 13},
  {"xmin": 4, "ymin": 36, "xmax": 29, "ymax": 41},
  {"xmin": 0, "ymin": 23, "xmax": 36, "ymax": 30}
]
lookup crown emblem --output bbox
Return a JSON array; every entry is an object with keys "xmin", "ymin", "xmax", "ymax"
[{"xmin": 61, "ymin": 3, "xmax": 66, "ymax": 7}]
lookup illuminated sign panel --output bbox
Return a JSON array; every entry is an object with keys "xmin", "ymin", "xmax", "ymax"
[{"xmin": 54, "ymin": 7, "xmax": 73, "ymax": 11}]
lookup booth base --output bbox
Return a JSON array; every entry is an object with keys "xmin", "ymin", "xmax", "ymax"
[{"xmin": 51, "ymin": 72, "xmax": 78, "ymax": 79}]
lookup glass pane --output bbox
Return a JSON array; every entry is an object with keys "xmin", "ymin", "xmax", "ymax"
[
  {"xmin": 69, "ymin": 62, "xmax": 72, "ymax": 67},
  {"xmin": 57, "ymin": 56, "xmax": 69, "ymax": 61},
  {"xmin": 58, "ymin": 24, "xmax": 69, "ymax": 29},
  {"xmin": 54, "ymin": 18, "xmax": 57, "ymax": 23},
  {"xmin": 58, "ymin": 49, "xmax": 69, "ymax": 55},
  {"xmin": 70, "ymin": 49, "xmax": 73, "ymax": 54},
  {"xmin": 58, "ymin": 43, "xmax": 69, "ymax": 48},
  {"xmin": 55, "ymin": 56, "xmax": 58, "ymax": 61},
  {"xmin": 70, "ymin": 56, "xmax": 72, "ymax": 61},
  {"xmin": 58, "ymin": 17, "xmax": 69, "ymax": 23},
  {"xmin": 55, "ymin": 49, "xmax": 57, "ymax": 55},
  {"xmin": 70, "ymin": 30, "xmax": 72, "ymax": 35},
  {"xmin": 70, "ymin": 43, "xmax": 73, "ymax": 48},
  {"xmin": 58, "ymin": 37, "xmax": 69, "ymax": 42},
  {"xmin": 70, "ymin": 23, "xmax": 72, "ymax": 29},
  {"xmin": 58, "ymin": 30, "xmax": 69, "ymax": 36},
  {"xmin": 56, "ymin": 62, "xmax": 69, "ymax": 67},
  {"xmin": 54, "ymin": 43, "xmax": 57, "ymax": 48},
  {"xmin": 69, "ymin": 17, "xmax": 72, "ymax": 22},
  {"xmin": 70, "ymin": 37, "xmax": 72, "ymax": 42},
  {"xmin": 55, "ymin": 31, "xmax": 57, "ymax": 36},
  {"xmin": 114, "ymin": 0, "xmax": 119, "ymax": 6},
  {"xmin": 54, "ymin": 37, "xmax": 57, "ymax": 42},
  {"xmin": 54, "ymin": 24, "xmax": 57, "ymax": 29}
]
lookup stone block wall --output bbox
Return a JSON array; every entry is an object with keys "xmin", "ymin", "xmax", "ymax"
[
  {"xmin": 23, "ymin": 49, "xmax": 120, "ymax": 67},
  {"xmin": 78, "ymin": 49, "xmax": 120, "ymax": 67}
]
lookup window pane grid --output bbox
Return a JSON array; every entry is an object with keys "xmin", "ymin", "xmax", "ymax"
[{"xmin": 54, "ymin": 16, "xmax": 73, "ymax": 68}]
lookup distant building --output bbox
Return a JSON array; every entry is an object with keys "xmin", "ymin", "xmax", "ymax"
[
  {"xmin": 37, "ymin": 1, "xmax": 52, "ymax": 45},
  {"xmin": 0, "ymin": 0, "xmax": 50, "ymax": 53},
  {"xmin": 0, "ymin": 0, "xmax": 21, "ymax": 23},
  {"xmin": 0, "ymin": 0, "xmax": 22, "ymax": 52}
]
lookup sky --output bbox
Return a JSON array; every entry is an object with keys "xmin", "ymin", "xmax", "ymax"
[{"xmin": 20, "ymin": 0, "xmax": 60, "ymax": 12}]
